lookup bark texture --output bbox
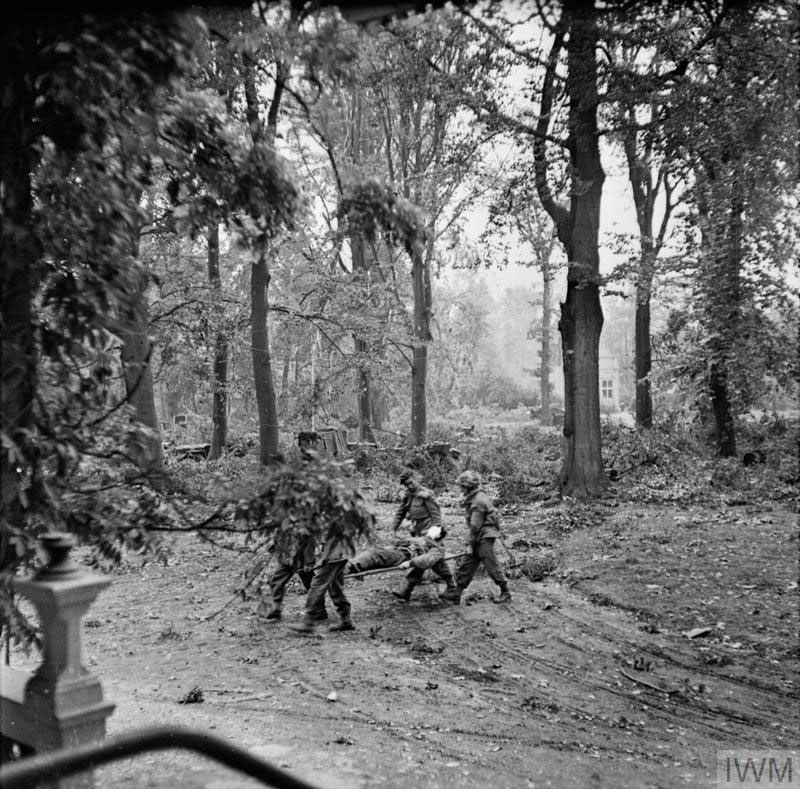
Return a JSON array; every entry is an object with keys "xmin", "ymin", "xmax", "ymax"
[
  {"xmin": 118, "ymin": 269, "xmax": 164, "ymax": 474},
  {"xmin": 410, "ymin": 242, "xmax": 433, "ymax": 446},
  {"xmin": 534, "ymin": 2, "xmax": 608, "ymax": 497},
  {"xmin": 206, "ymin": 222, "xmax": 228, "ymax": 460}
]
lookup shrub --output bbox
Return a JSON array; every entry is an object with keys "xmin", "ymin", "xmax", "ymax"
[{"xmin": 458, "ymin": 426, "xmax": 562, "ymax": 503}]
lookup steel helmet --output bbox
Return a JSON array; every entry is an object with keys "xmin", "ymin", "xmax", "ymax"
[{"xmin": 456, "ymin": 470, "xmax": 481, "ymax": 489}]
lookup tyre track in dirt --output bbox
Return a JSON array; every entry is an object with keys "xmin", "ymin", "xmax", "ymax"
[
  {"xmin": 345, "ymin": 575, "xmax": 785, "ymax": 761},
  {"xmin": 320, "ymin": 579, "xmax": 690, "ymax": 767},
  {"xmin": 63, "ymin": 504, "xmax": 797, "ymax": 789},
  {"xmin": 554, "ymin": 601, "xmax": 791, "ymax": 696},
  {"xmin": 244, "ymin": 584, "xmax": 632, "ymax": 786}
]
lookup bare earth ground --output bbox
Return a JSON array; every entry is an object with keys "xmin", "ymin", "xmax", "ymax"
[{"xmin": 24, "ymin": 498, "xmax": 800, "ymax": 788}]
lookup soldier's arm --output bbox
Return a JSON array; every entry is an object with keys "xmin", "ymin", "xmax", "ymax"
[
  {"xmin": 468, "ymin": 503, "xmax": 486, "ymax": 541},
  {"xmin": 392, "ymin": 495, "xmax": 409, "ymax": 532}
]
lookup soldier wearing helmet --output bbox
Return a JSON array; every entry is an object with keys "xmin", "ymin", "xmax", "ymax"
[
  {"xmin": 440, "ymin": 469, "xmax": 511, "ymax": 604},
  {"xmin": 391, "ymin": 470, "xmax": 443, "ymax": 537}
]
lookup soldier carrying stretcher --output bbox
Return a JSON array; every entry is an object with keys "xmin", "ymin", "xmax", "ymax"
[
  {"xmin": 392, "ymin": 470, "xmax": 442, "ymax": 536},
  {"xmin": 346, "ymin": 526, "xmax": 458, "ymax": 602}
]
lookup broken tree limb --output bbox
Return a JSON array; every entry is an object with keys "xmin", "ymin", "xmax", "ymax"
[
  {"xmin": 347, "ymin": 552, "xmax": 471, "ymax": 579},
  {"xmin": 619, "ymin": 667, "xmax": 678, "ymax": 695}
]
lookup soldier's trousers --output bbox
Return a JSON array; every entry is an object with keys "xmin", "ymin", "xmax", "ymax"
[
  {"xmin": 348, "ymin": 547, "xmax": 407, "ymax": 574},
  {"xmin": 407, "ymin": 558, "xmax": 455, "ymax": 587},
  {"xmin": 304, "ymin": 559, "xmax": 350, "ymax": 620},
  {"xmin": 454, "ymin": 538, "xmax": 506, "ymax": 589},
  {"xmin": 269, "ymin": 563, "xmax": 327, "ymax": 618}
]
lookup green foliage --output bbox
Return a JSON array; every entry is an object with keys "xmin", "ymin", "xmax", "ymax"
[
  {"xmin": 601, "ymin": 412, "xmax": 798, "ymax": 505},
  {"xmin": 349, "ymin": 443, "xmax": 458, "ymax": 494},
  {"xmin": 1, "ymin": 8, "xmax": 308, "ymax": 648},
  {"xmin": 231, "ymin": 453, "xmax": 376, "ymax": 563},
  {"xmin": 654, "ymin": 299, "xmax": 800, "ymax": 419},
  {"xmin": 2, "ymin": 13, "xmax": 199, "ymax": 583},
  {"xmin": 162, "ymin": 90, "xmax": 303, "ymax": 244},
  {"xmin": 459, "ymin": 426, "xmax": 563, "ymax": 503},
  {"xmin": 338, "ymin": 177, "xmax": 427, "ymax": 257}
]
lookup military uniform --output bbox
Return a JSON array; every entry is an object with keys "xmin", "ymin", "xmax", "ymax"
[
  {"xmin": 348, "ymin": 535, "xmax": 429, "ymax": 574},
  {"xmin": 258, "ymin": 535, "xmax": 327, "ymax": 622},
  {"xmin": 446, "ymin": 487, "xmax": 509, "ymax": 601},
  {"xmin": 391, "ymin": 535, "xmax": 457, "ymax": 601},
  {"xmin": 402, "ymin": 538, "xmax": 456, "ymax": 593},
  {"xmin": 348, "ymin": 535, "xmax": 448, "ymax": 573},
  {"xmin": 392, "ymin": 487, "xmax": 442, "ymax": 536},
  {"xmin": 290, "ymin": 534, "xmax": 355, "ymax": 632}
]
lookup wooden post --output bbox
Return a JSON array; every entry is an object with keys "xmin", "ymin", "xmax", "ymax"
[{"xmin": 1, "ymin": 532, "xmax": 115, "ymax": 788}]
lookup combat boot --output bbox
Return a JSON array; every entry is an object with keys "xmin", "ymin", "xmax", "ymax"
[
  {"xmin": 493, "ymin": 584, "xmax": 511, "ymax": 604},
  {"xmin": 311, "ymin": 608, "xmax": 329, "ymax": 622},
  {"xmin": 288, "ymin": 616, "xmax": 316, "ymax": 634},
  {"xmin": 257, "ymin": 601, "xmax": 282, "ymax": 621},
  {"xmin": 391, "ymin": 581, "xmax": 415, "ymax": 602},
  {"xmin": 438, "ymin": 587, "xmax": 462, "ymax": 604},
  {"xmin": 328, "ymin": 614, "xmax": 355, "ymax": 632}
]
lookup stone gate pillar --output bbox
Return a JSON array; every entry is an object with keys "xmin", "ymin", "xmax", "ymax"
[{"xmin": 5, "ymin": 532, "xmax": 115, "ymax": 788}]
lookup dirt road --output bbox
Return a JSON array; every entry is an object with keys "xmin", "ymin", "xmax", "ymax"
[{"xmin": 66, "ymin": 500, "xmax": 798, "ymax": 788}]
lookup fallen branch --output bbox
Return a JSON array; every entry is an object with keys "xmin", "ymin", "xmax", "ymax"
[
  {"xmin": 619, "ymin": 667, "xmax": 678, "ymax": 695},
  {"xmin": 214, "ymin": 693, "xmax": 274, "ymax": 704}
]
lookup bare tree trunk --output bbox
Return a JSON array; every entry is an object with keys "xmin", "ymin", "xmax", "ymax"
[
  {"xmin": 279, "ymin": 343, "xmax": 291, "ymax": 416},
  {"xmin": 634, "ymin": 262, "xmax": 654, "ymax": 429},
  {"xmin": 119, "ymin": 268, "xmax": 164, "ymax": 474},
  {"xmin": 410, "ymin": 244, "xmax": 432, "ymax": 446},
  {"xmin": 350, "ymin": 234, "xmax": 376, "ymax": 443},
  {"xmin": 206, "ymin": 222, "xmax": 228, "ymax": 460},
  {"xmin": 540, "ymin": 264, "xmax": 553, "ymax": 424},
  {"xmin": 622, "ymin": 115, "xmax": 675, "ymax": 430},
  {"xmin": 532, "ymin": 3, "xmax": 608, "ymax": 497},
  {"xmin": 242, "ymin": 43, "xmax": 290, "ymax": 466},
  {"xmin": 558, "ymin": 3, "xmax": 607, "ymax": 496},
  {"xmin": 251, "ymin": 258, "xmax": 280, "ymax": 464}
]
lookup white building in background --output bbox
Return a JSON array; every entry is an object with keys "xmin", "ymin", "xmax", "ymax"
[
  {"xmin": 547, "ymin": 351, "xmax": 621, "ymax": 412},
  {"xmin": 598, "ymin": 353, "xmax": 621, "ymax": 411}
]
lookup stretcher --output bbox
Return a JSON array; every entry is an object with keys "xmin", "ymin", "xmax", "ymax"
[{"xmin": 346, "ymin": 552, "xmax": 470, "ymax": 578}]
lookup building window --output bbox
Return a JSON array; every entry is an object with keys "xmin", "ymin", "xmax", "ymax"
[{"xmin": 601, "ymin": 379, "xmax": 614, "ymax": 399}]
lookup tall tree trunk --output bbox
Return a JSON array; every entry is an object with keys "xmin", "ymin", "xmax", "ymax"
[
  {"xmin": 279, "ymin": 343, "xmax": 291, "ymax": 415},
  {"xmin": 709, "ymin": 361, "xmax": 736, "ymax": 456},
  {"xmin": 206, "ymin": 222, "xmax": 228, "ymax": 460},
  {"xmin": 558, "ymin": 3, "xmax": 607, "ymax": 496},
  {"xmin": 119, "ymin": 268, "xmax": 164, "ymax": 474},
  {"xmin": 242, "ymin": 44, "xmax": 289, "ymax": 466},
  {"xmin": 622, "ymin": 113, "xmax": 674, "ymax": 431},
  {"xmin": 709, "ymin": 165, "xmax": 744, "ymax": 458},
  {"xmin": 696, "ymin": 162, "xmax": 742, "ymax": 458},
  {"xmin": 350, "ymin": 234, "xmax": 376, "ymax": 443},
  {"xmin": 634, "ymin": 247, "xmax": 655, "ymax": 428},
  {"xmin": 410, "ymin": 243, "xmax": 432, "ymax": 446},
  {"xmin": 251, "ymin": 258, "xmax": 280, "ymax": 464},
  {"xmin": 0, "ymin": 91, "xmax": 37, "ymax": 568},
  {"xmin": 540, "ymin": 264, "xmax": 553, "ymax": 424},
  {"xmin": 532, "ymin": 4, "xmax": 607, "ymax": 497}
]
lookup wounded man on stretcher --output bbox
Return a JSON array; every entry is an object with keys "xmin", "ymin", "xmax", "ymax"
[{"xmin": 346, "ymin": 526, "xmax": 458, "ymax": 601}]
